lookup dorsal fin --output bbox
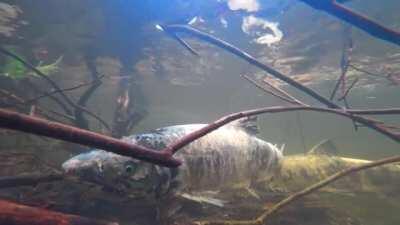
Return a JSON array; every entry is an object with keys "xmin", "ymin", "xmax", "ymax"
[
  {"xmin": 230, "ymin": 116, "xmax": 259, "ymax": 135},
  {"xmin": 307, "ymin": 139, "xmax": 338, "ymax": 155}
]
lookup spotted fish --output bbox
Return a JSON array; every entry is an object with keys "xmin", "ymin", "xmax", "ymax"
[{"xmin": 62, "ymin": 117, "xmax": 284, "ymax": 203}]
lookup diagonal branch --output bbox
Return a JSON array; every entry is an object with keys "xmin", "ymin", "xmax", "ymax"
[
  {"xmin": 0, "ymin": 108, "xmax": 180, "ymax": 167},
  {"xmin": 161, "ymin": 24, "xmax": 341, "ymax": 109},
  {"xmin": 241, "ymin": 74, "xmax": 302, "ymax": 105},
  {"xmin": 74, "ymin": 56, "xmax": 104, "ymax": 130},
  {"xmin": 25, "ymin": 75, "xmax": 104, "ymax": 105},
  {"xmin": 338, "ymin": 77, "xmax": 359, "ymax": 101},
  {"xmin": 0, "ymin": 199, "xmax": 118, "ymax": 225},
  {"xmin": 0, "ymin": 89, "xmax": 76, "ymax": 122},
  {"xmin": 298, "ymin": 0, "xmax": 400, "ymax": 46}
]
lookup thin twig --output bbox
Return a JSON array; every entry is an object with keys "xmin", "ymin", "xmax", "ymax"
[
  {"xmin": 241, "ymin": 75, "xmax": 301, "ymax": 105},
  {"xmin": 260, "ymin": 77, "xmax": 306, "ymax": 106},
  {"xmin": 338, "ymin": 77, "xmax": 359, "ymax": 101},
  {"xmin": 330, "ymin": 25, "xmax": 352, "ymax": 100},
  {"xmin": 162, "ymin": 24, "xmax": 341, "ymax": 109},
  {"xmin": 74, "ymin": 56, "xmax": 103, "ymax": 130},
  {"xmin": 196, "ymin": 154, "xmax": 400, "ymax": 225},
  {"xmin": 23, "ymin": 79, "xmax": 73, "ymax": 116},
  {"xmin": 161, "ymin": 24, "xmax": 400, "ymax": 145},
  {"xmin": 1, "ymin": 106, "xmax": 400, "ymax": 167},
  {"xmin": 0, "ymin": 199, "xmax": 118, "ymax": 225},
  {"xmin": 25, "ymin": 75, "xmax": 104, "ymax": 104},
  {"xmin": 163, "ymin": 106, "xmax": 400, "ymax": 155},
  {"xmin": 0, "ymin": 47, "xmax": 111, "ymax": 131},
  {"xmin": 0, "ymin": 89, "xmax": 75, "ymax": 122},
  {"xmin": 169, "ymin": 32, "xmax": 200, "ymax": 56}
]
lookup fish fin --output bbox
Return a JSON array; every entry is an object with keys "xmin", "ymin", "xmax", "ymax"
[
  {"xmin": 279, "ymin": 143, "xmax": 285, "ymax": 154},
  {"xmin": 307, "ymin": 139, "xmax": 338, "ymax": 156},
  {"xmin": 179, "ymin": 193, "xmax": 226, "ymax": 207},
  {"xmin": 231, "ymin": 116, "xmax": 259, "ymax": 135}
]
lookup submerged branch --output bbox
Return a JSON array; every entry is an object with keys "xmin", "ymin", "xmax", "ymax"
[
  {"xmin": 298, "ymin": 0, "xmax": 400, "ymax": 46},
  {"xmin": 1, "ymin": 105, "xmax": 399, "ymax": 167},
  {"xmin": 196, "ymin": 154, "xmax": 400, "ymax": 225},
  {"xmin": 25, "ymin": 75, "xmax": 104, "ymax": 105},
  {"xmin": 0, "ymin": 108, "xmax": 180, "ymax": 167},
  {"xmin": 162, "ymin": 24, "xmax": 341, "ymax": 109},
  {"xmin": 0, "ymin": 199, "xmax": 118, "ymax": 225},
  {"xmin": 164, "ymin": 106, "xmax": 400, "ymax": 155},
  {"xmin": 338, "ymin": 77, "xmax": 359, "ymax": 101},
  {"xmin": 0, "ymin": 47, "xmax": 111, "ymax": 132},
  {"xmin": 0, "ymin": 89, "xmax": 75, "ymax": 122},
  {"xmin": 241, "ymin": 74, "xmax": 305, "ymax": 106},
  {"xmin": 162, "ymin": 24, "xmax": 400, "ymax": 142},
  {"xmin": 74, "ymin": 56, "xmax": 103, "ymax": 130}
]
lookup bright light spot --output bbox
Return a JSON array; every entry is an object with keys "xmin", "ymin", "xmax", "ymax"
[
  {"xmin": 241, "ymin": 15, "xmax": 283, "ymax": 46},
  {"xmin": 155, "ymin": 24, "xmax": 164, "ymax": 31},
  {"xmin": 220, "ymin": 17, "xmax": 228, "ymax": 28},
  {"xmin": 188, "ymin": 16, "xmax": 198, "ymax": 25},
  {"xmin": 227, "ymin": 0, "xmax": 260, "ymax": 12}
]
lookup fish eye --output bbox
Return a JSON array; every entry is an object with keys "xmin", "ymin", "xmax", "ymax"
[{"xmin": 125, "ymin": 165, "xmax": 135, "ymax": 173}]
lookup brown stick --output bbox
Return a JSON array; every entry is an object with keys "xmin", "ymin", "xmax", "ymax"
[
  {"xmin": 0, "ymin": 173, "xmax": 64, "ymax": 189},
  {"xmin": 25, "ymin": 76, "xmax": 104, "ymax": 105},
  {"xmin": 0, "ymin": 108, "xmax": 180, "ymax": 167},
  {"xmin": 196, "ymin": 154, "xmax": 400, "ymax": 225},
  {"xmin": 161, "ymin": 24, "xmax": 400, "ymax": 142},
  {"xmin": 260, "ymin": 78, "xmax": 305, "ymax": 106},
  {"xmin": 0, "ymin": 199, "xmax": 118, "ymax": 225},
  {"xmin": 241, "ymin": 74, "xmax": 304, "ymax": 105},
  {"xmin": 1, "ymin": 106, "xmax": 399, "ymax": 166},
  {"xmin": 164, "ymin": 106, "xmax": 400, "ymax": 155}
]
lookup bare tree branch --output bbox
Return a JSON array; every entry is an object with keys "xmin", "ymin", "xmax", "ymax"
[
  {"xmin": 241, "ymin": 74, "xmax": 302, "ymax": 105},
  {"xmin": 0, "ymin": 108, "xmax": 180, "ymax": 167},
  {"xmin": 0, "ymin": 199, "xmax": 118, "ymax": 225},
  {"xmin": 25, "ymin": 75, "xmax": 104, "ymax": 105},
  {"xmin": 161, "ymin": 24, "xmax": 341, "ymax": 109},
  {"xmin": 0, "ymin": 89, "xmax": 75, "ymax": 122},
  {"xmin": 338, "ymin": 77, "xmax": 359, "ymax": 101},
  {"xmin": 1, "ymin": 105, "xmax": 399, "ymax": 168},
  {"xmin": 0, "ymin": 46, "xmax": 111, "ymax": 131},
  {"xmin": 74, "ymin": 56, "xmax": 104, "ymax": 130},
  {"xmin": 298, "ymin": 0, "xmax": 400, "ymax": 46}
]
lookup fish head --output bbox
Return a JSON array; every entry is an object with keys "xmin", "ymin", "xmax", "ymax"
[{"xmin": 62, "ymin": 150, "xmax": 157, "ymax": 196}]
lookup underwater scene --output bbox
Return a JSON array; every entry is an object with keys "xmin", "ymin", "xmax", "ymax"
[{"xmin": 0, "ymin": 0, "xmax": 400, "ymax": 225}]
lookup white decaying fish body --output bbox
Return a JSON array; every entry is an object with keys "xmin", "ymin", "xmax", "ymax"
[
  {"xmin": 167, "ymin": 124, "xmax": 283, "ymax": 190},
  {"xmin": 62, "ymin": 118, "xmax": 284, "ymax": 197}
]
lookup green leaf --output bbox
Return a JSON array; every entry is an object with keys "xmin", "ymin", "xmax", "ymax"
[{"xmin": 1, "ymin": 55, "xmax": 27, "ymax": 79}]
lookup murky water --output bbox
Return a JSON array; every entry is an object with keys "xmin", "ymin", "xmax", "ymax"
[{"xmin": 1, "ymin": 0, "xmax": 400, "ymax": 225}]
